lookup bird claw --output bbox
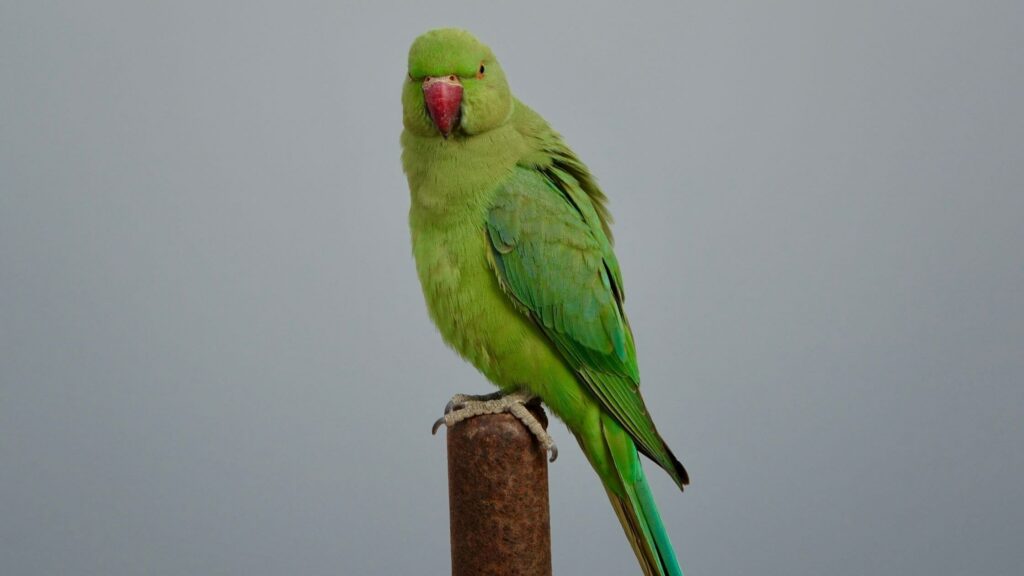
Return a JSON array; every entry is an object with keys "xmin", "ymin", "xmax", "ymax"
[
  {"xmin": 431, "ymin": 416, "xmax": 446, "ymax": 435},
  {"xmin": 431, "ymin": 391, "xmax": 558, "ymax": 462}
]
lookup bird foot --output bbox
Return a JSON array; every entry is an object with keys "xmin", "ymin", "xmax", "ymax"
[{"xmin": 432, "ymin": 391, "xmax": 558, "ymax": 462}]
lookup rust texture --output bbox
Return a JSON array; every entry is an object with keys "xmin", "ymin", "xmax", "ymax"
[{"xmin": 447, "ymin": 404, "xmax": 552, "ymax": 576}]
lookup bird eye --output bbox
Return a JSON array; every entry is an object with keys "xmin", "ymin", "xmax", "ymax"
[
  {"xmin": 477, "ymin": 63, "xmax": 486, "ymax": 79},
  {"xmin": 479, "ymin": 64, "xmax": 485, "ymax": 74}
]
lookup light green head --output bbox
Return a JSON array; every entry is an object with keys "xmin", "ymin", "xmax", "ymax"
[{"xmin": 402, "ymin": 29, "xmax": 513, "ymax": 139}]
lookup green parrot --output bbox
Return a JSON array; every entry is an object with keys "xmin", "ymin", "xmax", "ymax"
[{"xmin": 401, "ymin": 28, "xmax": 689, "ymax": 576}]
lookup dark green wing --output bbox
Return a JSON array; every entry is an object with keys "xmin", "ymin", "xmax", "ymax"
[{"xmin": 486, "ymin": 165, "xmax": 687, "ymax": 488}]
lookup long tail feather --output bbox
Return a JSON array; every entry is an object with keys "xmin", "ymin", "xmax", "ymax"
[{"xmin": 602, "ymin": 414, "xmax": 683, "ymax": 576}]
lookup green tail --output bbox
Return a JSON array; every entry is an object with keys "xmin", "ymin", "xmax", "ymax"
[{"xmin": 600, "ymin": 414, "xmax": 683, "ymax": 576}]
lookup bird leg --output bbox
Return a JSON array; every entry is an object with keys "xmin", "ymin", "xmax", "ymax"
[{"xmin": 432, "ymin": 390, "xmax": 558, "ymax": 462}]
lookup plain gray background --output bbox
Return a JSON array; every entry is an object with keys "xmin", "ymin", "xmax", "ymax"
[{"xmin": 2, "ymin": 1, "xmax": 1022, "ymax": 574}]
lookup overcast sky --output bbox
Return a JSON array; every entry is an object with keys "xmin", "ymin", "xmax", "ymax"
[{"xmin": 2, "ymin": 1, "xmax": 1022, "ymax": 575}]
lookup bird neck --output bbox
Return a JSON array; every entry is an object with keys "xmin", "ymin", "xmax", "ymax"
[{"xmin": 402, "ymin": 123, "xmax": 526, "ymax": 226}]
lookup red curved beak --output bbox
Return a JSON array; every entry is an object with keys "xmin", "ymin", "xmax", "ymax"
[{"xmin": 422, "ymin": 76, "xmax": 463, "ymax": 138}]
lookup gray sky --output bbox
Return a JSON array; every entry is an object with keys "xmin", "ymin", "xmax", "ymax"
[{"xmin": 2, "ymin": 1, "xmax": 1022, "ymax": 574}]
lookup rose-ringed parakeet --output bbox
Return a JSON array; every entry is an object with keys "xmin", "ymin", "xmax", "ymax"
[{"xmin": 401, "ymin": 29, "xmax": 689, "ymax": 576}]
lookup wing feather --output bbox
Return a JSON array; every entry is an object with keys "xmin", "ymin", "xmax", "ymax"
[{"xmin": 486, "ymin": 165, "xmax": 687, "ymax": 488}]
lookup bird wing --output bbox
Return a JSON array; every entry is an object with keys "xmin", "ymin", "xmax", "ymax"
[{"xmin": 485, "ymin": 164, "xmax": 686, "ymax": 487}]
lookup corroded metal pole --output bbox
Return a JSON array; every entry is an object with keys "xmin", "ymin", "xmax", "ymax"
[{"xmin": 446, "ymin": 405, "xmax": 552, "ymax": 576}]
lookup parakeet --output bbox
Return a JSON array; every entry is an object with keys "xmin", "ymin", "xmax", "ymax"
[{"xmin": 401, "ymin": 28, "xmax": 689, "ymax": 576}]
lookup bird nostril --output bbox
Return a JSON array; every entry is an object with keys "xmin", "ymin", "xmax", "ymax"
[{"xmin": 449, "ymin": 75, "xmax": 456, "ymax": 81}]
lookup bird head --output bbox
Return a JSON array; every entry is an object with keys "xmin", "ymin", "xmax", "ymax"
[{"xmin": 403, "ymin": 29, "xmax": 513, "ymax": 139}]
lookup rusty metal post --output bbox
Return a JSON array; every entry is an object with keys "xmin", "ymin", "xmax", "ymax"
[{"xmin": 446, "ymin": 405, "xmax": 552, "ymax": 576}]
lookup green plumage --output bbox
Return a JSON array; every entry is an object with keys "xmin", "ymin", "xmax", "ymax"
[{"xmin": 402, "ymin": 29, "xmax": 688, "ymax": 576}]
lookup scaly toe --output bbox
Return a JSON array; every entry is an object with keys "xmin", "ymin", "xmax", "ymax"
[{"xmin": 431, "ymin": 392, "xmax": 557, "ymax": 464}]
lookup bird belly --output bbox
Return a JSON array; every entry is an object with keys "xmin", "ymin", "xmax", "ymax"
[
  {"xmin": 411, "ymin": 223, "xmax": 592, "ymax": 423},
  {"xmin": 413, "ymin": 223, "xmax": 523, "ymax": 385},
  {"xmin": 411, "ymin": 224, "xmax": 573, "ymax": 389}
]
